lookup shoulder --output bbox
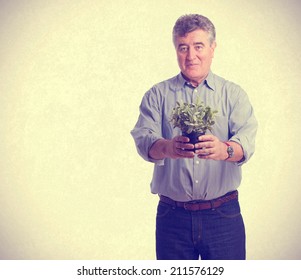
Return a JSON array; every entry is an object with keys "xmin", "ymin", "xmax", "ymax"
[
  {"xmin": 144, "ymin": 74, "xmax": 180, "ymax": 100},
  {"xmin": 151, "ymin": 74, "xmax": 180, "ymax": 92},
  {"xmin": 212, "ymin": 72, "xmax": 247, "ymax": 100},
  {"xmin": 212, "ymin": 72, "xmax": 243, "ymax": 90}
]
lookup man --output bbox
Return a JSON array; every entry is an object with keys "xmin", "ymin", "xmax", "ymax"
[{"xmin": 131, "ymin": 14, "xmax": 257, "ymax": 260}]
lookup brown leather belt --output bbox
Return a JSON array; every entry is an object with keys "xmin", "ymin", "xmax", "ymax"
[{"xmin": 159, "ymin": 190, "xmax": 238, "ymax": 211}]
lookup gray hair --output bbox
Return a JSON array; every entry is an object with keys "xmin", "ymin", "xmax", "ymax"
[{"xmin": 172, "ymin": 14, "xmax": 216, "ymax": 46}]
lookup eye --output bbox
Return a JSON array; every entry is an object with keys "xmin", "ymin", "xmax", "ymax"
[
  {"xmin": 195, "ymin": 45, "xmax": 204, "ymax": 51},
  {"xmin": 178, "ymin": 46, "xmax": 188, "ymax": 53}
]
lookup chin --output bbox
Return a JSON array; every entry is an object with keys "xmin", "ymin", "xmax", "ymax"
[
  {"xmin": 185, "ymin": 70, "xmax": 206, "ymax": 80},
  {"xmin": 185, "ymin": 73, "xmax": 202, "ymax": 81}
]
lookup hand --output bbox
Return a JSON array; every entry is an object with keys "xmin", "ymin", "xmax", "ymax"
[
  {"xmin": 164, "ymin": 136, "xmax": 195, "ymax": 159},
  {"xmin": 149, "ymin": 136, "xmax": 195, "ymax": 160},
  {"xmin": 194, "ymin": 135, "xmax": 228, "ymax": 160}
]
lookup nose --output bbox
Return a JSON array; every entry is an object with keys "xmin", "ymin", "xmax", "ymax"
[{"xmin": 187, "ymin": 47, "xmax": 196, "ymax": 61}]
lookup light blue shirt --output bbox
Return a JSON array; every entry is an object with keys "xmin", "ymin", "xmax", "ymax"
[{"xmin": 131, "ymin": 71, "xmax": 257, "ymax": 201}]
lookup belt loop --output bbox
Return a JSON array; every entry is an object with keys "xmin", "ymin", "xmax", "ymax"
[
  {"xmin": 183, "ymin": 202, "xmax": 188, "ymax": 211},
  {"xmin": 172, "ymin": 201, "xmax": 176, "ymax": 210},
  {"xmin": 210, "ymin": 200, "xmax": 215, "ymax": 211}
]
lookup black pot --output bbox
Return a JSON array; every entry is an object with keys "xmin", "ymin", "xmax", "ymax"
[{"xmin": 182, "ymin": 131, "xmax": 204, "ymax": 151}]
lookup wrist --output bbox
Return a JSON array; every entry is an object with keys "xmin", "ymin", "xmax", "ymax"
[
  {"xmin": 149, "ymin": 139, "xmax": 167, "ymax": 160},
  {"xmin": 223, "ymin": 142, "xmax": 234, "ymax": 160},
  {"xmin": 161, "ymin": 139, "xmax": 171, "ymax": 158}
]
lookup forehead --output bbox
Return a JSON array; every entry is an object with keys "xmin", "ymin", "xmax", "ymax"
[{"xmin": 175, "ymin": 29, "xmax": 210, "ymax": 45}]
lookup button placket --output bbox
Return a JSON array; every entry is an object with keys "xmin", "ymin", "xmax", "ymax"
[{"xmin": 192, "ymin": 156, "xmax": 201, "ymax": 198}]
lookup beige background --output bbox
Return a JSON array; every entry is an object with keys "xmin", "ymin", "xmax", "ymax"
[{"xmin": 0, "ymin": 0, "xmax": 300, "ymax": 259}]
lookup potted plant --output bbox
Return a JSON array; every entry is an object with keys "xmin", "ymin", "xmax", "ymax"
[{"xmin": 170, "ymin": 99, "xmax": 218, "ymax": 147}]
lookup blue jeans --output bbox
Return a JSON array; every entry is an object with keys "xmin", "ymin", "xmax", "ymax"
[{"xmin": 156, "ymin": 197, "xmax": 246, "ymax": 260}]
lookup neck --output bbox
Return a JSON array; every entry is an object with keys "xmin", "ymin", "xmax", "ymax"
[{"xmin": 181, "ymin": 73, "xmax": 208, "ymax": 87}]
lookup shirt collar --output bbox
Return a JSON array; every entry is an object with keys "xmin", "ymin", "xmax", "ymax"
[{"xmin": 176, "ymin": 71, "xmax": 215, "ymax": 91}]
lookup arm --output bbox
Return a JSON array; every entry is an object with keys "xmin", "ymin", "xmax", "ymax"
[
  {"xmin": 131, "ymin": 89, "xmax": 162, "ymax": 163},
  {"xmin": 194, "ymin": 135, "xmax": 244, "ymax": 162},
  {"xmin": 131, "ymin": 88, "xmax": 195, "ymax": 163},
  {"xmin": 149, "ymin": 136, "xmax": 195, "ymax": 160},
  {"xmin": 195, "ymin": 85, "xmax": 257, "ymax": 163}
]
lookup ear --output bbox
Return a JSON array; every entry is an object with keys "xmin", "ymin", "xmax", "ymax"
[{"xmin": 210, "ymin": 41, "xmax": 217, "ymax": 57}]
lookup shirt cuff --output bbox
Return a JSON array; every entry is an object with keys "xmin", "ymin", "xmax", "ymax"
[
  {"xmin": 147, "ymin": 138, "xmax": 165, "ymax": 166},
  {"xmin": 229, "ymin": 136, "xmax": 252, "ymax": 166},
  {"xmin": 132, "ymin": 129, "xmax": 165, "ymax": 166}
]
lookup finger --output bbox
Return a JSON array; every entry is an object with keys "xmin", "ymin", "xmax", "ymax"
[
  {"xmin": 195, "ymin": 148, "xmax": 214, "ymax": 156},
  {"xmin": 194, "ymin": 141, "xmax": 214, "ymax": 150},
  {"xmin": 182, "ymin": 150, "xmax": 195, "ymax": 158},
  {"xmin": 176, "ymin": 143, "xmax": 195, "ymax": 151},
  {"xmin": 198, "ymin": 154, "xmax": 214, "ymax": 160},
  {"xmin": 176, "ymin": 148, "xmax": 195, "ymax": 158},
  {"xmin": 174, "ymin": 142, "xmax": 190, "ymax": 153},
  {"xmin": 175, "ymin": 135, "xmax": 190, "ymax": 143},
  {"xmin": 199, "ymin": 135, "xmax": 215, "ymax": 142},
  {"xmin": 197, "ymin": 149, "xmax": 218, "ymax": 159},
  {"xmin": 174, "ymin": 138, "xmax": 194, "ymax": 149}
]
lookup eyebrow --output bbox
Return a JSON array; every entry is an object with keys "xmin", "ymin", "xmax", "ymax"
[
  {"xmin": 177, "ymin": 42, "xmax": 205, "ymax": 48},
  {"xmin": 193, "ymin": 42, "xmax": 205, "ymax": 46}
]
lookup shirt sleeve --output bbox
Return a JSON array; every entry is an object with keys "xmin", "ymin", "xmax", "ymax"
[
  {"xmin": 227, "ymin": 85, "xmax": 258, "ymax": 166},
  {"xmin": 131, "ymin": 87, "xmax": 165, "ymax": 165}
]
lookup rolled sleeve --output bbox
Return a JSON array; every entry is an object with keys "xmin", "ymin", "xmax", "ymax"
[
  {"xmin": 228, "ymin": 87, "xmax": 258, "ymax": 166},
  {"xmin": 131, "ymin": 88, "xmax": 165, "ymax": 165},
  {"xmin": 131, "ymin": 129, "xmax": 164, "ymax": 165}
]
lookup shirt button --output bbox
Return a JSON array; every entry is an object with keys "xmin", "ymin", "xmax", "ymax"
[
  {"xmin": 194, "ymin": 89, "xmax": 198, "ymax": 94},
  {"xmin": 196, "ymin": 160, "xmax": 200, "ymax": 164},
  {"xmin": 195, "ymin": 180, "xmax": 199, "ymax": 184}
]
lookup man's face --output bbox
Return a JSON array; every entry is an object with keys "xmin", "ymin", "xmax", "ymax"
[{"xmin": 175, "ymin": 29, "xmax": 216, "ymax": 85}]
